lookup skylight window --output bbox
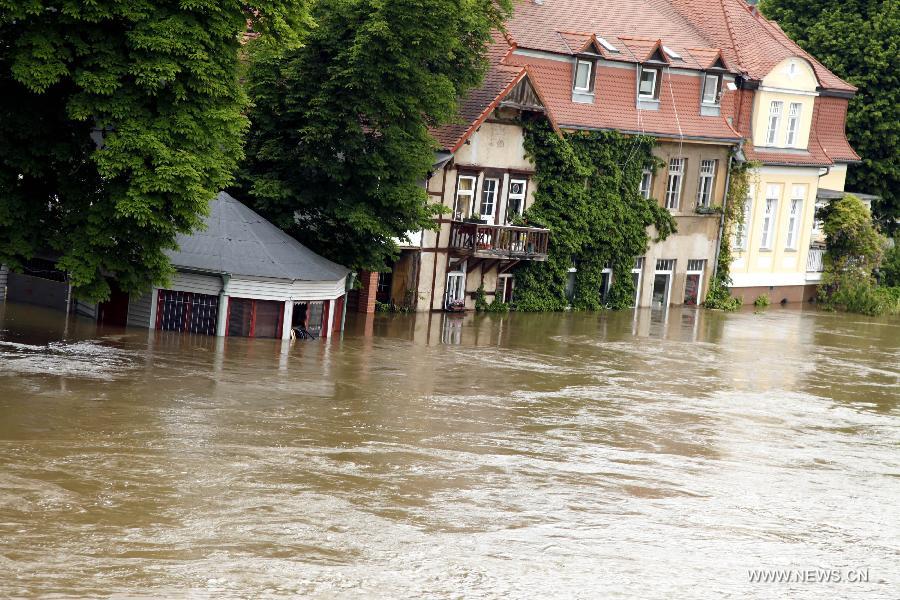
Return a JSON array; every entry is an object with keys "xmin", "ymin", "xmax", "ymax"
[
  {"xmin": 596, "ymin": 36, "xmax": 619, "ymax": 53},
  {"xmin": 662, "ymin": 46, "xmax": 682, "ymax": 60}
]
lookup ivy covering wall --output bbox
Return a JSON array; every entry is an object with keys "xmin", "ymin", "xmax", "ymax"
[
  {"xmin": 704, "ymin": 159, "xmax": 758, "ymax": 310},
  {"xmin": 513, "ymin": 120, "xmax": 676, "ymax": 311}
]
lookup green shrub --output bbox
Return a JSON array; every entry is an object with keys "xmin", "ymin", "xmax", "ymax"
[
  {"xmin": 880, "ymin": 239, "xmax": 900, "ymax": 286},
  {"xmin": 474, "ymin": 285, "xmax": 489, "ymax": 312},
  {"xmin": 753, "ymin": 294, "xmax": 770, "ymax": 308},
  {"xmin": 821, "ymin": 273, "xmax": 900, "ymax": 316},
  {"xmin": 486, "ymin": 300, "xmax": 510, "ymax": 313},
  {"xmin": 704, "ymin": 280, "xmax": 742, "ymax": 311}
]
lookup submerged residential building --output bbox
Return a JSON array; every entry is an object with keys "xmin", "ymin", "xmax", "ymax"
[
  {"xmin": 669, "ymin": 0, "xmax": 860, "ymax": 304},
  {"xmin": 377, "ymin": 0, "xmax": 859, "ymax": 311},
  {"xmin": 385, "ymin": 1, "xmax": 743, "ymax": 311}
]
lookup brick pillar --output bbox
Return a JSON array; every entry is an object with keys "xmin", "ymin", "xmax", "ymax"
[{"xmin": 357, "ymin": 270, "xmax": 379, "ymax": 314}]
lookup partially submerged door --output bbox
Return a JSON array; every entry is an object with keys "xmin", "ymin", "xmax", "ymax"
[{"xmin": 97, "ymin": 281, "xmax": 129, "ymax": 327}]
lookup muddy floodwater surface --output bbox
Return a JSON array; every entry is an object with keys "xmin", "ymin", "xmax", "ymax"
[{"xmin": 0, "ymin": 301, "xmax": 898, "ymax": 599}]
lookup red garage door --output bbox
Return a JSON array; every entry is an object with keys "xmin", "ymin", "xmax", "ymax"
[{"xmin": 227, "ymin": 298, "xmax": 284, "ymax": 338}]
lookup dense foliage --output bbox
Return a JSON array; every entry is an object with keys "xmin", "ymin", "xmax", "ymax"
[
  {"xmin": 817, "ymin": 193, "xmax": 898, "ymax": 315},
  {"xmin": 880, "ymin": 238, "xmax": 900, "ymax": 287},
  {"xmin": 512, "ymin": 120, "xmax": 676, "ymax": 311},
  {"xmin": 0, "ymin": 1, "xmax": 307, "ymax": 301},
  {"xmin": 237, "ymin": 0, "xmax": 512, "ymax": 271},
  {"xmin": 761, "ymin": 0, "xmax": 899, "ymax": 232},
  {"xmin": 704, "ymin": 159, "xmax": 758, "ymax": 311}
]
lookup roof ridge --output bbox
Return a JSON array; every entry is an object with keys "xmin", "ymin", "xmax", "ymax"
[{"xmin": 720, "ymin": 0, "xmax": 746, "ymax": 72}]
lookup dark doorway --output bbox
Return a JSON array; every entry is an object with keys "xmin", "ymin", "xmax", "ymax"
[{"xmin": 97, "ymin": 281, "xmax": 130, "ymax": 327}]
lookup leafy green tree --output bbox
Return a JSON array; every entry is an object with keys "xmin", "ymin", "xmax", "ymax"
[
  {"xmin": 761, "ymin": 0, "xmax": 899, "ymax": 232},
  {"xmin": 237, "ymin": 0, "xmax": 511, "ymax": 271},
  {"xmin": 0, "ymin": 1, "xmax": 307, "ymax": 301},
  {"xmin": 880, "ymin": 238, "xmax": 900, "ymax": 287},
  {"xmin": 817, "ymin": 194, "xmax": 893, "ymax": 313}
]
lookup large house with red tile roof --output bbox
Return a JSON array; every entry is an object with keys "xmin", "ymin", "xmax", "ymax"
[
  {"xmin": 669, "ymin": 0, "xmax": 859, "ymax": 303},
  {"xmin": 378, "ymin": 0, "xmax": 857, "ymax": 311}
]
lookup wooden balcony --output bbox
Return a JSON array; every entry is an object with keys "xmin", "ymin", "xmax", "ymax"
[{"xmin": 449, "ymin": 221, "xmax": 550, "ymax": 261}]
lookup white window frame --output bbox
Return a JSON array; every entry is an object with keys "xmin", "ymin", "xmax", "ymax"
[
  {"xmin": 574, "ymin": 59, "xmax": 593, "ymax": 92},
  {"xmin": 812, "ymin": 200, "xmax": 826, "ymax": 236},
  {"xmin": 696, "ymin": 159, "xmax": 716, "ymax": 208},
  {"xmin": 479, "ymin": 177, "xmax": 499, "ymax": 221},
  {"xmin": 631, "ymin": 257, "xmax": 645, "ymax": 307},
  {"xmin": 653, "ymin": 259, "xmax": 675, "ymax": 308},
  {"xmin": 766, "ymin": 101, "xmax": 783, "ymax": 146},
  {"xmin": 506, "ymin": 178, "xmax": 527, "ymax": 222},
  {"xmin": 639, "ymin": 169, "xmax": 653, "ymax": 199},
  {"xmin": 639, "ymin": 67, "xmax": 659, "ymax": 100},
  {"xmin": 445, "ymin": 270, "xmax": 465, "ymax": 307},
  {"xmin": 454, "ymin": 174, "xmax": 477, "ymax": 220},
  {"xmin": 760, "ymin": 184, "xmax": 781, "ymax": 250},
  {"xmin": 600, "ymin": 265, "xmax": 613, "ymax": 302},
  {"xmin": 734, "ymin": 184, "xmax": 754, "ymax": 250},
  {"xmin": 702, "ymin": 74, "xmax": 720, "ymax": 105},
  {"xmin": 785, "ymin": 184, "xmax": 806, "ymax": 250},
  {"xmin": 785, "ymin": 102, "xmax": 802, "ymax": 147},
  {"xmin": 684, "ymin": 259, "xmax": 705, "ymax": 305},
  {"xmin": 665, "ymin": 158, "xmax": 685, "ymax": 210},
  {"xmin": 497, "ymin": 273, "xmax": 514, "ymax": 304}
]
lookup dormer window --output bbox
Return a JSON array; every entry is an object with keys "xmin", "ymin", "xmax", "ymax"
[
  {"xmin": 638, "ymin": 66, "xmax": 660, "ymax": 100},
  {"xmin": 573, "ymin": 58, "xmax": 593, "ymax": 92},
  {"xmin": 702, "ymin": 73, "xmax": 721, "ymax": 105},
  {"xmin": 662, "ymin": 46, "xmax": 682, "ymax": 61},
  {"xmin": 596, "ymin": 36, "xmax": 619, "ymax": 53}
]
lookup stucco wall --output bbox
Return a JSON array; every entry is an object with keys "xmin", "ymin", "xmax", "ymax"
[
  {"xmin": 751, "ymin": 58, "xmax": 818, "ymax": 150},
  {"xmin": 730, "ymin": 166, "xmax": 821, "ymax": 289},
  {"xmin": 650, "ymin": 141, "xmax": 731, "ymax": 214},
  {"xmin": 819, "ymin": 163, "xmax": 847, "ymax": 192},
  {"xmin": 638, "ymin": 214, "xmax": 720, "ymax": 307}
]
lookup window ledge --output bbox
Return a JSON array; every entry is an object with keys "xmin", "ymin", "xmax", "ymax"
[
  {"xmin": 637, "ymin": 98, "xmax": 660, "ymax": 111},
  {"xmin": 700, "ymin": 104, "xmax": 721, "ymax": 117},
  {"xmin": 759, "ymin": 248, "xmax": 773, "ymax": 253},
  {"xmin": 784, "ymin": 248, "xmax": 798, "ymax": 253},
  {"xmin": 572, "ymin": 91, "xmax": 595, "ymax": 104}
]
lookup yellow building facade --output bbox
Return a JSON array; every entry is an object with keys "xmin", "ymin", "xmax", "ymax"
[{"xmin": 729, "ymin": 58, "xmax": 848, "ymax": 304}]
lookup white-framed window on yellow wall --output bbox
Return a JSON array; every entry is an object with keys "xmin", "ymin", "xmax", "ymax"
[
  {"xmin": 760, "ymin": 184, "xmax": 781, "ymax": 250},
  {"xmin": 785, "ymin": 184, "xmax": 806, "ymax": 249},
  {"xmin": 766, "ymin": 101, "xmax": 783, "ymax": 146},
  {"xmin": 785, "ymin": 103, "xmax": 802, "ymax": 147},
  {"xmin": 734, "ymin": 184, "xmax": 755, "ymax": 250}
]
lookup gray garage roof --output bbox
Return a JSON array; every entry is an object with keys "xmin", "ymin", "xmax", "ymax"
[{"xmin": 167, "ymin": 192, "xmax": 350, "ymax": 282}]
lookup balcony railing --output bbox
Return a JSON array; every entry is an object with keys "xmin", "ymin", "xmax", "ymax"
[
  {"xmin": 807, "ymin": 247, "xmax": 825, "ymax": 273},
  {"xmin": 449, "ymin": 221, "xmax": 550, "ymax": 261}
]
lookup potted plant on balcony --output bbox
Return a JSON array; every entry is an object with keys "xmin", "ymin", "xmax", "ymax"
[
  {"xmin": 446, "ymin": 299, "xmax": 466, "ymax": 312},
  {"xmin": 695, "ymin": 204, "xmax": 722, "ymax": 215},
  {"xmin": 464, "ymin": 212, "xmax": 488, "ymax": 224}
]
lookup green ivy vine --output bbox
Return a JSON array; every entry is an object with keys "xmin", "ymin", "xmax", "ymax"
[
  {"xmin": 704, "ymin": 158, "xmax": 759, "ymax": 310},
  {"xmin": 512, "ymin": 119, "xmax": 676, "ymax": 311}
]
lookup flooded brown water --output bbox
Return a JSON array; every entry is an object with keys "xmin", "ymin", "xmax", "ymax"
[{"xmin": 0, "ymin": 300, "xmax": 898, "ymax": 599}]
